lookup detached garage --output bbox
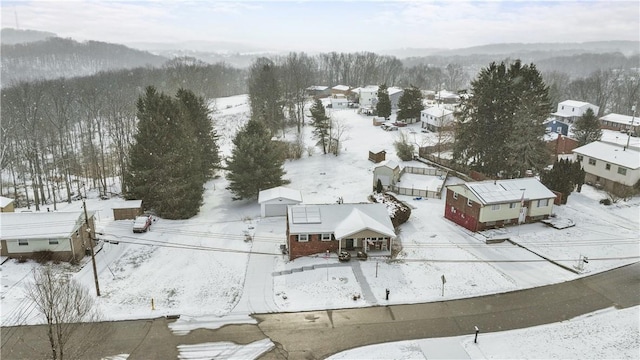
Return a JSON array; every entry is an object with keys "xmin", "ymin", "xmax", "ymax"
[
  {"xmin": 112, "ymin": 200, "xmax": 143, "ymax": 220},
  {"xmin": 258, "ymin": 186, "xmax": 303, "ymax": 217}
]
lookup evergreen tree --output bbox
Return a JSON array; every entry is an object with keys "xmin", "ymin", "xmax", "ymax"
[
  {"xmin": 573, "ymin": 108, "xmax": 602, "ymax": 146},
  {"xmin": 375, "ymin": 84, "xmax": 392, "ymax": 119},
  {"xmin": 226, "ymin": 119, "xmax": 288, "ymax": 200},
  {"xmin": 396, "ymin": 85, "xmax": 424, "ymax": 122},
  {"xmin": 454, "ymin": 60, "xmax": 551, "ymax": 177},
  {"xmin": 126, "ymin": 86, "xmax": 216, "ymax": 219},
  {"xmin": 248, "ymin": 57, "xmax": 284, "ymax": 134},
  {"xmin": 540, "ymin": 158, "xmax": 579, "ymax": 204},
  {"xmin": 309, "ymin": 99, "xmax": 330, "ymax": 154}
]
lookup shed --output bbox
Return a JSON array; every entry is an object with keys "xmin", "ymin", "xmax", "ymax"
[
  {"xmin": 258, "ymin": 186, "xmax": 303, "ymax": 217},
  {"xmin": 0, "ymin": 196, "xmax": 15, "ymax": 213},
  {"xmin": 369, "ymin": 148, "xmax": 386, "ymax": 163},
  {"xmin": 112, "ymin": 200, "xmax": 143, "ymax": 220}
]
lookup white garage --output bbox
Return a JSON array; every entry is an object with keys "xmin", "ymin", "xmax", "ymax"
[{"xmin": 258, "ymin": 186, "xmax": 303, "ymax": 217}]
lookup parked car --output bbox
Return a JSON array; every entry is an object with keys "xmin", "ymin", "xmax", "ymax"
[
  {"xmin": 338, "ymin": 251, "xmax": 351, "ymax": 262},
  {"xmin": 381, "ymin": 123, "xmax": 399, "ymax": 131},
  {"xmin": 132, "ymin": 215, "xmax": 153, "ymax": 233}
]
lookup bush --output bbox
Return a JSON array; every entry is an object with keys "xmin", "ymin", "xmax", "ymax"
[
  {"xmin": 33, "ymin": 250, "xmax": 55, "ymax": 264},
  {"xmin": 369, "ymin": 192, "xmax": 411, "ymax": 227},
  {"xmin": 599, "ymin": 198, "xmax": 612, "ymax": 206}
]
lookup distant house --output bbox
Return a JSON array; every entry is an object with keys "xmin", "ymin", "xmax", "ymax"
[
  {"xmin": 543, "ymin": 118, "xmax": 570, "ymax": 136},
  {"xmin": 358, "ymin": 85, "xmax": 379, "ymax": 112},
  {"xmin": 420, "ymin": 106, "xmax": 455, "ymax": 132},
  {"xmin": 572, "ymin": 141, "xmax": 640, "ymax": 195},
  {"xmin": 552, "ymin": 100, "xmax": 600, "ymax": 124},
  {"xmin": 444, "ymin": 178, "xmax": 556, "ymax": 232},
  {"xmin": 331, "ymin": 85, "xmax": 351, "ymax": 97},
  {"xmin": 306, "ymin": 85, "xmax": 330, "ymax": 99},
  {"xmin": 372, "ymin": 160, "xmax": 401, "ymax": 190},
  {"xmin": 329, "ymin": 95, "xmax": 348, "ymax": 109},
  {"xmin": 112, "ymin": 200, "xmax": 143, "ymax": 220},
  {"xmin": 435, "ymin": 90, "xmax": 460, "ymax": 104},
  {"xmin": 258, "ymin": 186, "xmax": 303, "ymax": 217},
  {"xmin": 0, "ymin": 196, "xmax": 14, "ymax": 213},
  {"xmin": 368, "ymin": 148, "xmax": 386, "ymax": 163},
  {"xmin": 599, "ymin": 113, "xmax": 640, "ymax": 135},
  {"xmin": 286, "ymin": 203, "xmax": 396, "ymax": 260},
  {"xmin": 0, "ymin": 211, "xmax": 95, "ymax": 262},
  {"xmin": 546, "ymin": 134, "xmax": 579, "ymax": 160},
  {"xmin": 388, "ymin": 87, "xmax": 404, "ymax": 110}
]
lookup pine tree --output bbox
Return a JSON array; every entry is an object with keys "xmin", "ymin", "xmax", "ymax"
[
  {"xmin": 454, "ymin": 60, "xmax": 551, "ymax": 177},
  {"xmin": 248, "ymin": 57, "xmax": 284, "ymax": 134},
  {"xmin": 540, "ymin": 158, "xmax": 580, "ymax": 204},
  {"xmin": 309, "ymin": 99, "xmax": 330, "ymax": 154},
  {"xmin": 396, "ymin": 86, "xmax": 424, "ymax": 122},
  {"xmin": 125, "ymin": 87, "xmax": 215, "ymax": 219},
  {"xmin": 375, "ymin": 84, "xmax": 392, "ymax": 119},
  {"xmin": 226, "ymin": 119, "xmax": 288, "ymax": 200},
  {"xmin": 573, "ymin": 108, "xmax": 602, "ymax": 146}
]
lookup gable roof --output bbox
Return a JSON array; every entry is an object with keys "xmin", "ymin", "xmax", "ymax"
[
  {"xmin": 559, "ymin": 100, "xmax": 591, "ymax": 108},
  {"xmin": 332, "ymin": 85, "xmax": 350, "ymax": 91},
  {"xmin": 258, "ymin": 186, "xmax": 303, "ymax": 203},
  {"xmin": 375, "ymin": 159, "xmax": 400, "ymax": 170},
  {"xmin": 573, "ymin": 141, "xmax": 640, "ymax": 169},
  {"xmin": 600, "ymin": 113, "xmax": 640, "ymax": 126},
  {"xmin": 421, "ymin": 106, "xmax": 454, "ymax": 117},
  {"xmin": 0, "ymin": 211, "xmax": 84, "ymax": 240},
  {"xmin": 287, "ymin": 203, "xmax": 395, "ymax": 238},
  {"xmin": 0, "ymin": 196, "xmax": 13, "ymax": 207}
]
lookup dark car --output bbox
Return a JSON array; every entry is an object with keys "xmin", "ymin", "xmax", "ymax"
[
  {"xmin": 338, "ymin": 251, "xmax": 351, "ymax": 262},
  {"xmin": 132, "ymin": 215, "xmax": 152, "ymax": 233}
]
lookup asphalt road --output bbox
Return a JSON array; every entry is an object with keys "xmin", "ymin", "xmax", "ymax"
[{"xmin": 2, "ymin": 262, "xmax": 638, "ymax": 360}]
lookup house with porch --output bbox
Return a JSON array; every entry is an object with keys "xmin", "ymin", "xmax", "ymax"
[
  {"xmin": 572, "ymin": 141, "xmax": 640, "ymax": 195},
  {"xmin": 0, "ymin": 211, "xmax": 96, "ymax": 262},
  {"xmin": 286, "ymin": 203, "xmax": 395, "ymax": 261},
  {"xmin": 444, "ymin": 178, "xmax": 556, "ymax": 232}
]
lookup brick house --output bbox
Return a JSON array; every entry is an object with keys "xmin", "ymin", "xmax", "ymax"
[
  {"xmin": 286, "ymin": 203, "xmax": 395, "ymax": 261},
  {"xmin": 0, "ymin": 211, "xmax": 96, "ymax": 262},
  {"xmin": 444, "ymin": 178, "xmax": 556, "ymax": 232},
  {"xmin": 599, "ymin": 113, "xmax": 640, "ymax": 135}
]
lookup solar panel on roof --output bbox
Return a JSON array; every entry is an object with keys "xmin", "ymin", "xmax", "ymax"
[{"xmin": 291, "ymin": 206, "xmax": 322, "ymax": 224}]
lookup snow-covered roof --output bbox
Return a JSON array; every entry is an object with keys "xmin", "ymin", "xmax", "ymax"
[
  {"xmin": 600, "ymin": 113, "xmax": 640, "ymax": 126},
  {"xmin": 332, "ymin": 85, "xmax": 350, "ymax": 91},
  {"xmin": 573, "ymin": 141, "xmax": 640, "ymax": 169},
  {"xmin": 0, "ymin": 211, "xmax": 84, "ymax": 240},
  {"xmin": 388, "ymin": 87, "xmax": 404, "ymax": 96},
  {"xmin": 307, "ymin": 85, "xmax": 329, "ymax": 91},
  {"xmin": 360, "ymin": 85, "xmax": 379, "ymax": 93},
  {"xmin": 457, "ymin": 178, "xmax": 556, "ymax": 205},
  {"xmin": 369, "ymin": 147, "xmax": 386, "ymax": 154},
  {"xmin": 436, "ymin": 90, "xmax": 459, "ymax": 99},
  {"xmin": 112, "ymin": 200, "xmax": 143, "ymax": 209},
  {"xmin": 375, "ymin": 159, "xmax": 400, "ymax": 170},
  {"xmin": 287, "ymin": 203, "xmax": 395, "ymax": 238},
  {"xmin": 0, "ymin": 196, "xmax": 13, "ymax": 207},
  {"xmin": 258, "ymin": 186, "xmax": 303, "ymax": 203},
  {"xmin": 559, "ymin": 100, "xmax": 591, "ymax": 108},
  {"xmin": 421, "ymin": 106, "xmax": 454, "ymax": 117}
]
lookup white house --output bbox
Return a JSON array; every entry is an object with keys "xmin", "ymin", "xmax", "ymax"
[
  {"xmin": 388, "ymin": 86, "xmax": 404, "ymax": 110},
  {"xmin": 572, "ymin": 141, "xmax": 640, "ymax": 195},
  {"xmin": 420, "ymin": 106, "xmax": 455, "ymax": 132},
  {"xmin": 0, "ymin": 211, "xmax": 95, "ymax": 262},
  {"xmin": 258, "ymin": 186, "xmax": 303, "ymax": 217},
  {"xmin": 358, "ymin": 85, "xmax": 379, "ymax": 111},
  {"xmin": 552, "ymin": 100, "xmax": 600, "ymax": 124},
  {"xmin": 330, "ymin": 95, "xmax": 348, "ymax": 109}
]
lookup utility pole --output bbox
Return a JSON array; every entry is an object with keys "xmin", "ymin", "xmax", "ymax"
[{"xmin": 83, "ymin": 198, "xmax": 101, "ymax": 296}]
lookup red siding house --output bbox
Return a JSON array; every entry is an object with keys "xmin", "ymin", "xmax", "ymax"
[
  {"xmin": 444, "ymin": 178, "xmax": 556, "ymax": 232},
  {"xmin": 286, "ymin": 203, "xmax": 395, "ymax": 261}
]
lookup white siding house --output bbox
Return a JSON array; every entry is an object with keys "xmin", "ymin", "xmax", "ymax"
[
  {"xmin": 552, "ymin": 100, "xmax": 600, "ymax": 124},
  {"xmin": 572, "ymin": 141, "xmax": 640, "ymax": 195},
  {"xmin": 420, "ymin": 106, "xmax": 455, "ymax": 132}
]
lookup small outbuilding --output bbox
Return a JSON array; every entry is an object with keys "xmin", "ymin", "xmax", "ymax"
[
  {"xmin": 0, "ymin": 196, "xmax": 15, "ymax": 213},
  {"xmin": 258, "ymin": 186, "xmax": 303, "ymax": 217},
  {"xmin": 112, "ymin": 200, "xmax": 143, "ymax": 220},
  {"xmin": 368, "ymin": 148, "xmax": 386, "ymax": 163},
  {"xmin": 372, "ymin": 160, "xmax": 401, "ymax": 190}
]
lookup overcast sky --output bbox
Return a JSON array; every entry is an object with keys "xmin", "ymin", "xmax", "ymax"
[{"xmin": 2, "ymin": 0, "xmax": 639, "ymax": 52}]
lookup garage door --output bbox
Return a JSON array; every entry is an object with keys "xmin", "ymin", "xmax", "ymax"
[{"xmin": 264, "ymin": 204, "xmax": 288, "ymax": 217}]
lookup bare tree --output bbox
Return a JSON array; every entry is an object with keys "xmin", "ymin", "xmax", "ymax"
[
  {"xmin": 24, "ymin": 266, "xmax": 100, "ymax": 360},
  {"xmin": 328, "ymin": 116, "xmax": 349, "ymax": 156}
]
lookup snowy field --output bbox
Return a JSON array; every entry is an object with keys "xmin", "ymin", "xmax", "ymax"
[{"xmin": 1, "ymin": 94, "xmax": 639, "ymax": 358}]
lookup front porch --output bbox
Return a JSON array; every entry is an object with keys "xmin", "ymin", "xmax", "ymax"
[{"xmin": 338, "ymin": 237, "xmax": 392, "ymax": 257}]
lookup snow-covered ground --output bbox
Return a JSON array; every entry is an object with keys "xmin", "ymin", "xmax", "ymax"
[{"xmin": 1, "ymin": 94, "xmax": 639, "ymax": 359}]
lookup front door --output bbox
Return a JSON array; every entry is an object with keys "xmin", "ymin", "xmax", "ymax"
[{"xmin": 345, "ymin": 238, "xmax": 354, "ymax": 250}]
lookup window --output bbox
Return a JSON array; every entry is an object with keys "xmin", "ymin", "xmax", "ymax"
[
  {"xmin": 467, "ymin": 199, "xmax": 473, "ymax": 207},
  {"xmin": 18, "ymin": 239, "xmax": 28, "ymax": 246},
  {"xmin": 576, "ymin": 155, "xmax": 583, "ymax": 162},
  {"xmin": 321, "ymin": 233, "xmax": 332, "ymax": 241},
  {"xmin": 453, "ymin": 192, "xmax": 458, "ymax": 200},
  {"xmin": 618, "ymin": 167, "xmax": 627, "ymax": 176},
  {"xmin": 509, "ymin": 202, "xmax": 517, "ymax": 209},
  {"xmin": 491, "ymin": 204, "xmax": 500, "ymax": 210},
  {"xmin": 48, "ymin": 239, "xmax": 59, "ymax": 245},
  {"xmin": 605, "ymin": 163, "xmax": 611, "ymax": 171},
  {"xmin": 297, "ymin": 234, "xmax": 308, "ymax": 242},
  {"xmin": 588, "ymin": 158, "xmax": 596, "ymax": 166},
  {"xmin": 537, "ymin": 199, "xmax": 549, "ymax": 207}
]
